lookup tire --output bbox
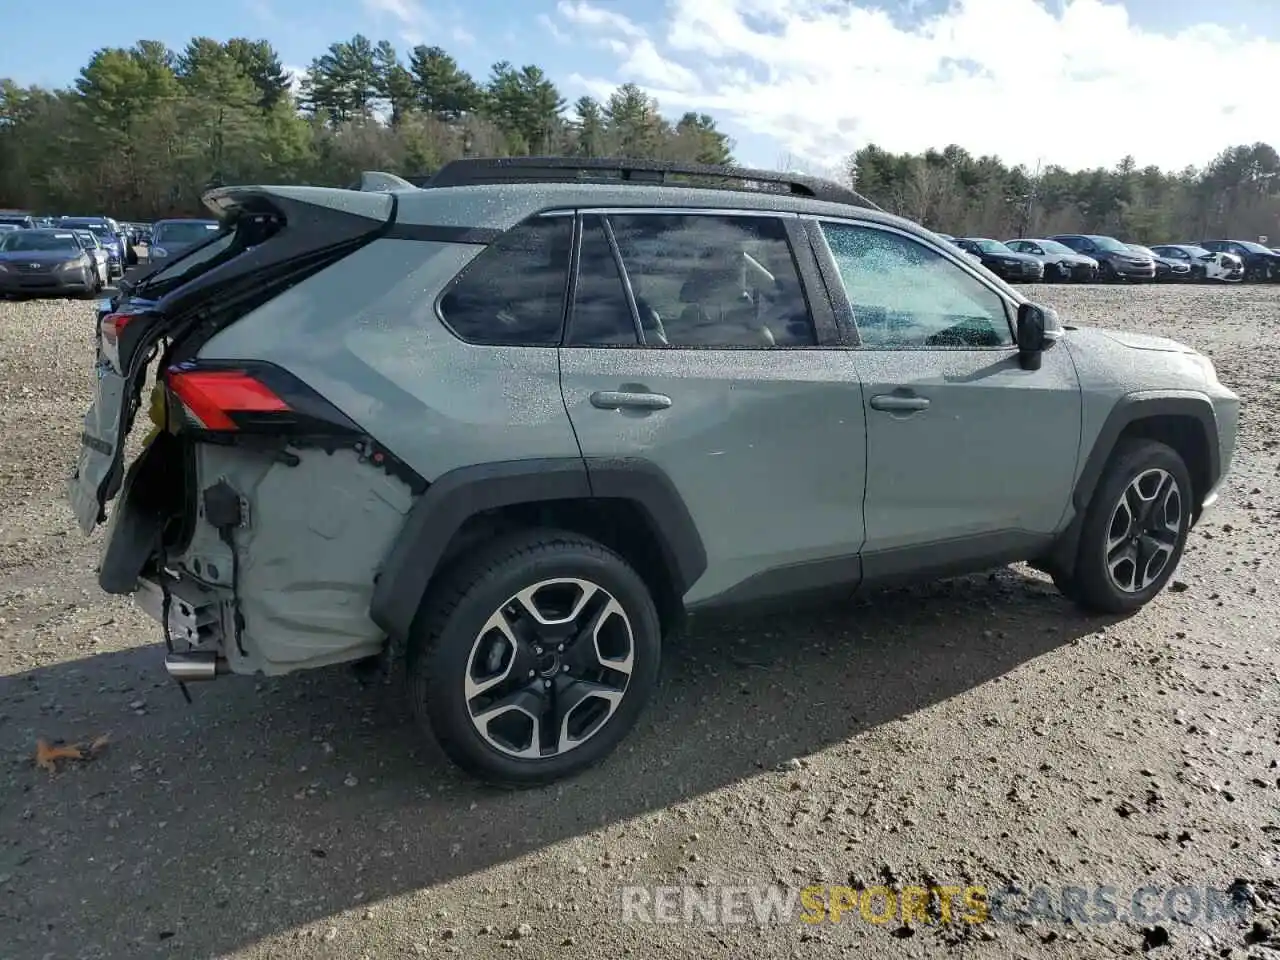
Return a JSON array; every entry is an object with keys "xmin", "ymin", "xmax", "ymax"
[
  {"xmin": 407, "ymin": 528, "xmax": 661, "ymax": 786},
  {"xmin": 1097, "ymin": 261, "xmax": 1116, "ymax": 283},
  {"xmin": 1066, "ymin": 439, "xmax": 1193, "ymax": 615}
]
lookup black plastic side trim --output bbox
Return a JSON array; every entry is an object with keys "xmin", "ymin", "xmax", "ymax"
[
  {"xmin": 1042, "ymin": 391, "xmax": 1221, "ymax": 575},
  {"xmin": 384, "ymin": 223, "xmax": 503, "ymax": 244},
  {"xmin": 1071, "ymin": 391, "xmax": 1220, "ymax": 513},
  {"xmin": 687, "ymin": 554, "xmax": 861, "ymax": 614},
  {"xmin": 370, "ymin": 457, "xmax": 708, "ymax": 643},
  {"xmin": 583, "ymin": 457, "xmax": 707, "ymax": 596},
  {"xmin": 860, "ymin": 530, "xmax": 1053, "ymax": 587}
]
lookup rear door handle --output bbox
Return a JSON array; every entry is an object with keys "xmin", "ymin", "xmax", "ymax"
[
  {"xmin": 590, "ymin": 390, "xmax": 673, "ymax": 411},
  {"xmin": 869, "ymin": 394, "xmax": 930, "ymax": 412}
]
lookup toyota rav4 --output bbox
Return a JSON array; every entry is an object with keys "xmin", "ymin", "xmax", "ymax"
[{"xmin": 69, "ymin": 158, "xmax": 1239, "ymax": 786}]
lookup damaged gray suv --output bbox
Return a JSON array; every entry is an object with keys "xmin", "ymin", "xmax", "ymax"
[{"xmin": 69, "ymin": 158, "xmax": 1239, "ymax": 785}]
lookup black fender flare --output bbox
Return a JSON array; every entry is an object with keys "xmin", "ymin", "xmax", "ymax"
[
  {"xmin": 369, "ymin": 457, "xmax": 707, "ymax": 643},
  {"xmin": 1044, "ymin": 390, "xmax": 1220, "ymax": 573}
]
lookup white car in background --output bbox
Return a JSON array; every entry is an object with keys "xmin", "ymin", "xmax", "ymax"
[
  {"xmin": 71, "ymin": 229, "xmax": 111, "ymax": 288},
  {"xmin": 1149, "ymin": 244, "xmax": 1245, "ymax": 282}
]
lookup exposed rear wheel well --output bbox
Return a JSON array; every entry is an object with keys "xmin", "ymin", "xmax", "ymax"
[
  {"xmin": 1115, "ymin": 414, "xmax": 1211, "ymax": 519},
  {"xmin": 432, "ymin": 499, "xmax": 685, "ymax": 634}
]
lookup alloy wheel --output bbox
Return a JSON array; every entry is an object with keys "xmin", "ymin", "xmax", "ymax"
[
  {"xmin": 463, "ymin": 577, "xmax": 635, "ymax": 759},
  {"xmin": 1104, "ymin": 468, "xmax": 1183, "ymax": 593}
]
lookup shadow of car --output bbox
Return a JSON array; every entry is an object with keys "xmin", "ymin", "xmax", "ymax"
[{"xmin": 2, "ymin": 565, "xmax": 1109, "ymax": 958}]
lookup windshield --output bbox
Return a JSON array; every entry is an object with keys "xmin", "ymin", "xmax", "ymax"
[
  {"xmin": 75, "ymin": 231, "xmax": 100, "ymax": 248},
  {"xmin": 0, "ymin": 231, "xmax": 81, "ymax": 252},
  {"xmin": 1036, "ymin": 239, "xmax": 1075, "ymax": 255},
  {"xmin": 154, "ymin": 221, "xmax": 221, "ymax": 245},
  {"xmin": 1088, "ymin": 236, "xmax": 1130, "ymax": 253},
  {"xmin": 974, "ymin": 239, "xmax": 1014, "ymax": 254},
  {"xmin": 1236, "ymin": 240, "xmax": 1273, "ymax": 254}
]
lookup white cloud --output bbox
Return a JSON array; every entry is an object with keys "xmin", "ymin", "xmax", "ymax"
[
  {"xmin": 557, "ymin": 0, "xmax": 1280, "ymax": 172},
  {"xmin": 539, "ymin": 13, "xmax": 571, "ymax": 44},
  {"xmin": 556, "ymin": 0, "xmax": 700, "ymax": 94},
  {"xmin": 361, "ymin": 0, "xmax": 429, "ymax": 45},
  {"xmin": 558, "ymin": 0, "xmax": 646, "ymax": 39}
]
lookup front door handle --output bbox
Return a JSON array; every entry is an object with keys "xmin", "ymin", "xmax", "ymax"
[
  {"xmin": 590, "ymin": 390, "xmax": 673, "ymax": 411},
  {"xmin": 869, "ymin": 394, "xmax": 930, "ymax": 412}
]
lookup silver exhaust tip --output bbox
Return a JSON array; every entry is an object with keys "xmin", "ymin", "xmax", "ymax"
[{"xmin": 164, "ymin": 652, "xmax": 228, "ymax": 681}]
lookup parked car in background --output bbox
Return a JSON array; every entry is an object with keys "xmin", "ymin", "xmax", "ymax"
[
  {"xmin": 1004, "ymin": 238, "xmax": 1098, "ymax": 281},
  {"xmin": 953, "ymin": 237, "xmax": 1045, "ymax": 281},
  {"xmin": 1127, "ymin": 243, "xmax": 1191, "ymax": 282},
  {"xmin": 148, "ymin": 218, "xmax": 222, "ymax": 261},
  {"xmin": 0, "ymin": 212, "xmax": 35, "ymax": 229},
  {"xmin": 71, "ymin": 229, "xmax": 111, "ymax": 289},
  {"xmin": 58, "ymin": 217, "xmax": 130, "ymax": 276},
  {"xmin": 1148, "ymin": 244, "xmax": 1243, "ymax": 282},
  {"xmin": 1048, "ymin": 234, "xmax": 1156, "ymax": 282},
  {"xmin": 1198, "ymin": 240, "xmax": 1280, "ymax": 282},
  {"xmin": 934, "ymin": 232, "xmax": 985, "ymax": 266},
  {"xmin": 0, "ymin": 228, "xmax": 99, "ymax": 298}
]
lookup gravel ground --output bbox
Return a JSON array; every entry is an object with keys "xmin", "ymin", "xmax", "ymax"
[{"xmin": 1, "ymin": 284, "xmax": 1277, "ymax": 960}]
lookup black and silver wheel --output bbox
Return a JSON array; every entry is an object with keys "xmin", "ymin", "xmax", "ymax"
[
  {"xmin": 1065, "ymin": 439, "xmax": 1192, "ymax": 614},
  {"xmin": 408, "ymin": 529, "xmax": 660, "ymax": 786}
]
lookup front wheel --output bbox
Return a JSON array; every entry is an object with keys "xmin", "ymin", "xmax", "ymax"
[
  {"xmin": 408, "ymin": 529, "xmax": 661, "ymax": 786},
  {"xmin": 1065, "ymin": 439, "xmax": 1193, "ymax": 615}
]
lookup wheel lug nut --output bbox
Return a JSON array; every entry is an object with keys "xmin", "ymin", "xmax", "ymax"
[
  {"xmin": 534, "ymin": 646, "xmax": 543, "ymax": 655},
  {"xmin": 557, "ymin": 644, "xmax": 564, "ymax": 652},
  {"xmin": 543, "ymin": 679, "xmax": 552, "ymax": 689},
  {"xmin": 528, "ymin": 669, "xmax": 536, "ymax": 677},
  {"xmin": 562, "ymin": 664, "xmax": 570, "ymax": 672}
]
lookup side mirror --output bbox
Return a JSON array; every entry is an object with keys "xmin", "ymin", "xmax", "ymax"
[{"xmin": 1017, "ymin": 302, "xmax": 1062, "ymax": 370}]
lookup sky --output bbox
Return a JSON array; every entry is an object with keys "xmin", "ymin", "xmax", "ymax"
[{"xmin": 3, "ymin": 0, "xmax": 1279, "ymax": 174}]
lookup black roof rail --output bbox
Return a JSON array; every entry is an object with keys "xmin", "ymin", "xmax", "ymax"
[{"xmin": 414, "ymin": 156, "xmax": 881, "ymax": 210}]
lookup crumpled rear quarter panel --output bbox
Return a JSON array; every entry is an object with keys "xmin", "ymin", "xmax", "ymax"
[{"xmin": 179, "ymin": 444, "xmax": 414, "ymax": 674}]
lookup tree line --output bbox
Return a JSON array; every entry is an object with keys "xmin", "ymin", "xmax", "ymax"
[
  {"xmin": 0, "ymin": 35, "xmax": 732, "ymax": 219},
  {"xmin": 0, "ymin": 33, "xmax": 1275, "ymax": 243},
  {"xmin": 850, "ymin": 142, "xmax": 1280, "ymax": 243}
]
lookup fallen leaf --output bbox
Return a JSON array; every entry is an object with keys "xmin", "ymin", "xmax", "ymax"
[
  {"xmin": 35, "ymin": 739, "xmax": 84, "ymax": 772},
  {"xmin": 34, "ymin": 733, "xmax": 111, "ymax": 772}
]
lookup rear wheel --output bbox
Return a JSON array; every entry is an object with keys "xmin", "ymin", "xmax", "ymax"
[
  {"xmin": 1062, "ymin": 439, "xmax": 1192, "ymax": 615},
  {"xmin": 407, "ymin": 529, "xmax": 661, "ymax": 786}
]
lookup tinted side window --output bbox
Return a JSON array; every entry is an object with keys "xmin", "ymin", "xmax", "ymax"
[
  {"xmin": 821, "ymin": 222, "xmax": 1013, "ymax": 349},
  {"xmin": 438, "ymin": 216, "xmax": 572, "ymax": 346},
  {"xmin": 567, "ymin": 216, "xmax": 638, "ymax": 346},
  {"xmin": 606, "ymin": 214, "xmax": 817, "ymax": 348}
]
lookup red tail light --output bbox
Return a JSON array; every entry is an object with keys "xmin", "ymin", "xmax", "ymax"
[
  {"xmin": 100, "ymin": 312, "xmax": 133, "ymax": 347},
  {"xmin": 165, "ymin": 368, "xmax": 290, "ymax": 431}
]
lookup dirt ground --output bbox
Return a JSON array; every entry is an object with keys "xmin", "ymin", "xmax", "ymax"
[{"xmin": 0, "ymin": 284, "xmax": 1277, "ymax": 960}]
